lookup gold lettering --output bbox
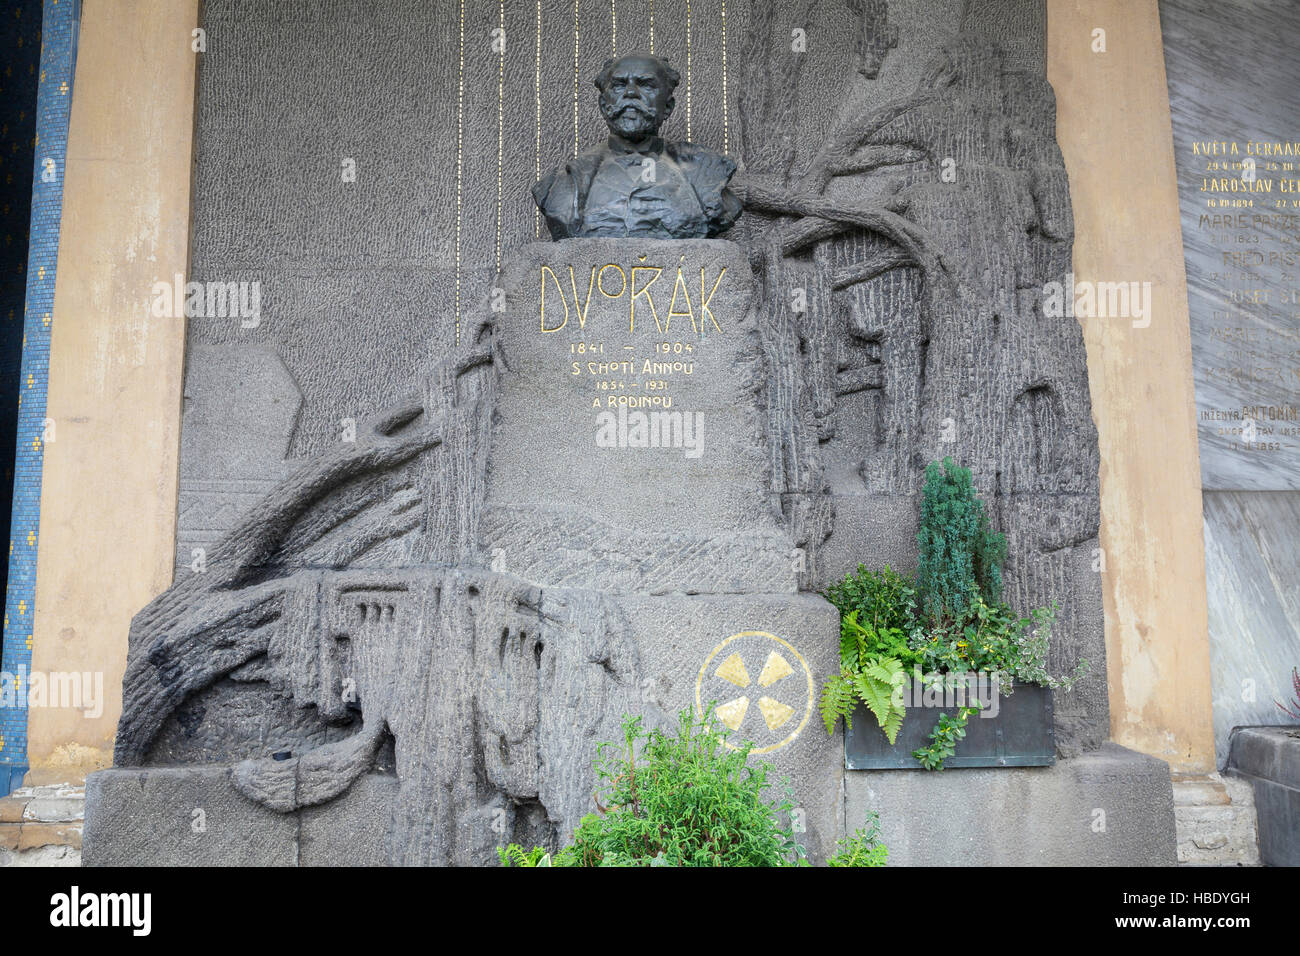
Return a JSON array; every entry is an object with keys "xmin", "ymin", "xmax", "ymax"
[
  {"xmin": 540, "ymin": 265, "xmax": 569, "ymax": 332},
  {"xmin": 700, "ymin": 266, "xmax": 726, "ymax": 332},
  {"xmin": 665, "ymin": 266, "xmax": 698, "ymax": 333},
  {"xmin": 631, "ymin": 266, "xmax": 664, "ymax": 333},
  {"xmin": 569, "ymin": 266, "xmax": 598, "ymax": 329},
  {"xmin": 598, "ymin": 263, "xmax": 627, "ymax": 299}
]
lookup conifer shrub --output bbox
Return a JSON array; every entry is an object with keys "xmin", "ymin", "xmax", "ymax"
[{"xmin": 915, "ymin": 457, "xmax": 1007, "ymax": 625}]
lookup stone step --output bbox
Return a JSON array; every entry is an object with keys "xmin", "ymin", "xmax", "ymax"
[
  {"xmin": 1171, "ymin": 773, "xmax": 1260, "ymax": 866},
  {"xmin": 1171, "ymin": 773, "xmax": 1232, "ymax": 806},
  {"xmin": 0, "ymin": 784, "xmax": 85, "ymax": 867}
]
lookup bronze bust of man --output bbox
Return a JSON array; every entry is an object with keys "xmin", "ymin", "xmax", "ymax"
[{"xmin": 533, "ymin": 53, "xmax": 743, "ymax": 240}]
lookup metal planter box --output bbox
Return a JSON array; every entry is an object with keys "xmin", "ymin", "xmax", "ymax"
[{"xmin": 844, "ymin": 681, "xmax": 1055, "ymax": 770}]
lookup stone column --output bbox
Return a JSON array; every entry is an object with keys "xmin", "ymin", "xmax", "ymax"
[
  {"xmin": 1048, "ymin": 0, "xmax": 1216, "ymax": 772},
  {"xmin": 25, "ymin": 0, "xmax": 199, "ymax": 784}
]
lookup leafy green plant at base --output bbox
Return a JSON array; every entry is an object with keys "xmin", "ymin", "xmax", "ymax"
[
  {"xmin": 496, "ymin": 712, "xmax": 894, "ymax": 868},
  {"xmin": 912, "ymin": 705, "xmax": 979, "ymax": 770},
  {"xmin": 497, "ymin": 707, "xmax": 889, "ymax": 867},
  {"xmin": 524, "ymin": 708, "xmax": 807, "ymax": 866},
  {"xmin": 566, "ymin": 708, "xmax": 806, "ymax": 866},
  {"xmin": 916, "ymin": 457, "xmax": 1006, "ymax": 626},
  {"xmin": 827, "ymin": 812, "xmax": 889, "ymax": 867},
  {"xmin": 496, "ymin": 843, "xmax": 576, "ymax": 867}
]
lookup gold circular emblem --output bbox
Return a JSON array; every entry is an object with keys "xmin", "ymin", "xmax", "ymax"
[{"xmin": 694, "ymin": 631, "xmax": 814, "ymax": 755}]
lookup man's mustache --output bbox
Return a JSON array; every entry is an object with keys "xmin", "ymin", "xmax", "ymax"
[{"xmin": 609, "ymin": 101, "xmax": 653, "ymax": 118}]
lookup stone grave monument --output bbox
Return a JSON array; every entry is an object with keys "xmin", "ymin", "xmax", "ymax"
[{"xmin": 83, "ymin": 0, "xmax": 1176, "ymax": 866}]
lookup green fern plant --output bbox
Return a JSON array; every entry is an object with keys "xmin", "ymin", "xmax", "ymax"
[
  {"xmin": 820, "ymin": 671, "xmax": 858, "ymax": 735},
  {"xmin": 820, "ymin": 579, "xmax": 910, "ymax": 743},
  {"xmin": 820, "ymin": 653, "xmax": 906, "ymax": 744},
  {"xmin": 853, "ymin": 657, "xmax": 906, "ymax": 744},
  {"xmin": 497, "ymin": 844, "xmax": 574, "ymax": 867}
]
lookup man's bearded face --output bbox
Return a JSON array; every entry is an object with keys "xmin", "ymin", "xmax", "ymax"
[{"xmin": 598, "ymin": 56, "xmax": 672, "ymax": 142}]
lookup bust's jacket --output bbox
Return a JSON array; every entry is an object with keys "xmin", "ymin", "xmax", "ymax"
[{"xmin": 532, "ymin": 136, "xmax": 743, "ymax": 240}]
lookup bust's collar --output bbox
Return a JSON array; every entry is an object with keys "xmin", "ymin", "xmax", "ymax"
[{"xmin": 606, "ymin": 134, "xmax": 665, "ymax": 155}]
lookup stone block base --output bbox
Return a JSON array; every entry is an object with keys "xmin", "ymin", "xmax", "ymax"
[
  {"xmin": 1226, "ymin": 726, "xmax": 1300, "ymax": 867},
  {"xmin": 88, "ymin": 742, "xmax": 1179, "ymax": 866},
  {"xmin": 83, "ymin": 767, "xmax": 396, "ymax": 866},
  {"xmin": 845, "ymin": 743, "xmax": 1177, "ymax": 865}
]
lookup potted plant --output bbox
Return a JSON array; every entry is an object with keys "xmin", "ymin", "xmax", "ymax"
[{"xmin": 819, "ymin": 458, "xmax": 1087, "ymax": 770}]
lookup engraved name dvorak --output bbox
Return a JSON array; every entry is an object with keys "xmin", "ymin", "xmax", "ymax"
[{"xmin": 539, "ymin": 261, "xmax": 728, "ymax": 333}]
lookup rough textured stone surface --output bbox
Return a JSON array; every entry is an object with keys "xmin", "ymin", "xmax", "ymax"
[
  {"xmin": 84, "ymin": 767, "xmax": 298, "ymax": 866},
  {"xmin": 728, "ymin": 0, "xmax": 1107, "ymax": 754},
  {"xmin": 91, "ymin": 0, "xmax": 1119, "ymax": 865},
  {"xmin": 174, "ymin": 345, "xmax": 300, "ymax": 573},
  {"xmin": 845, "ymin": 744, "xmax": 1177, "ymax": 865},
  {"xmin": 1226, "ymin": 726, "xmax": 1300, "ymax": 867},
  {"xmin": 1172, "ymin": 772, "xmax": 1259, "ymax": 866},
  {"xmin": 300, "ymin": 774, "xmax": 398, "ymax": 867},
  {"xmin": 83, "ymin": 768, "xmax": 401, "ymax": 867}
]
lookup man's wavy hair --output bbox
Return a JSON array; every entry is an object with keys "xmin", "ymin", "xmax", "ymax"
[{"xmin": 593, "ymin": 53, "xmax": 681, "ymax": 94}]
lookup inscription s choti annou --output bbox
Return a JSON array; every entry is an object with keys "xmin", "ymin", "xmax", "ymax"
[{"xmin": 539, "ymin": 259, "xmax": 727, "ymax": 333}]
